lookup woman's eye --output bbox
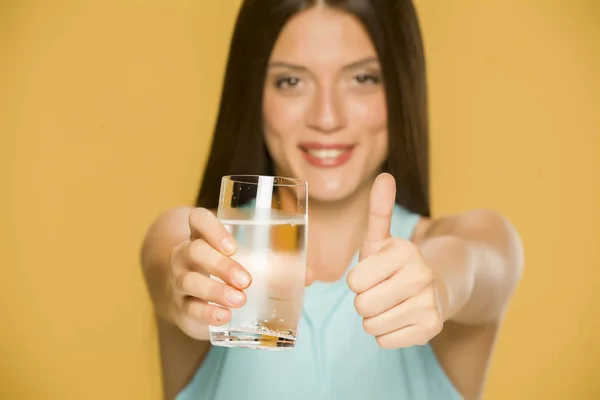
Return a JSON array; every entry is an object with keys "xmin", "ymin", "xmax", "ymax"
[
  {"xmin": 354, "ymin": 73, "xmax": 381, "ymax": 85},
  {"xmin": 275, "ymin": 77, "xmax": 302, "ymax": 90}
]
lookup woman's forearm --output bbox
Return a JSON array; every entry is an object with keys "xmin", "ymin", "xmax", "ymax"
[
  {"xmin": 419, "ymin": 209, "xmax": 524, "ymax": 325},
  {"xmin": 141, "ymin": 206, "xmax": 194, "ymax": 325}
]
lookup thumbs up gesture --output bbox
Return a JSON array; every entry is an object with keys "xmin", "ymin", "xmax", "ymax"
[{"xmin": 346, "ymin": 173, "xmax": 444, "ymax": 349}]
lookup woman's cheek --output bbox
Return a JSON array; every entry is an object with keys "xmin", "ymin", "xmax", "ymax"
[{"xmin": 346, "ymin": 93, "xmax": 387, "ymax": 131}]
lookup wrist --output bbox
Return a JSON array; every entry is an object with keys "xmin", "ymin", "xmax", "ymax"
[{"xmin": 419, "ymin": 235, "xmax": 475, "ymax": 322}]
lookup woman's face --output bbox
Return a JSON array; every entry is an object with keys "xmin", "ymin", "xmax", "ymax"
[{"xmin": 263, "ymin": 6, "xmax": 388, "ymax": 203}]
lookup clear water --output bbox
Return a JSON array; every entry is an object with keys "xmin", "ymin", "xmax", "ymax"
[{"xmin": 209, "ymin": 215, "xmax": 307, "ymax": 350}]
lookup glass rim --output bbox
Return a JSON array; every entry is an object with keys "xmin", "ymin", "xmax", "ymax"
[{"xmin": 222, "ymin": 174, "xmax": 307, "ymax": 187}]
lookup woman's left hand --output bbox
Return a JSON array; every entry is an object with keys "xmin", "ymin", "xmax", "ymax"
[{"xmin": 346, "ymin": 173, "xmax": 444, "ymax": 349}]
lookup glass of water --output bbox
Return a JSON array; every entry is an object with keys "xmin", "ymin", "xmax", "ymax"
[{"xmin": 209, "ymin": 175, "xmax": 308, "ymax": 350}]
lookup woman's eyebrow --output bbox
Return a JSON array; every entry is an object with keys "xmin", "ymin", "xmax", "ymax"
[{"xmin": 268, "ymin": 56, "xmax": 379, "ymax": 71}]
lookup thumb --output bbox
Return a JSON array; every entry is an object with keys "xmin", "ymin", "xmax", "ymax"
[{"xmin": 359, "ymin": 173, "xmax": 396, "ymax": 261}]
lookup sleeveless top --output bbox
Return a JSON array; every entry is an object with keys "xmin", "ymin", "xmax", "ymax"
[{"xmin": 176, "ymin": 204, "xmax": 463, "ymax": 400}]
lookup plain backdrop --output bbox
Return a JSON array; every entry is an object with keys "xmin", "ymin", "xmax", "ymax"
[{"xmin": 1, "ymin": 0, "xmax": 599, "ymax": 398}]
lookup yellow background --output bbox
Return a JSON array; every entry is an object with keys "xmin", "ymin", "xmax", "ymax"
[{"xmin": 1, "ymin": 0, "xmax": 598, "ymax": 398}]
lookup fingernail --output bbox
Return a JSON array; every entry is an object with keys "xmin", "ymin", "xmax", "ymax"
[
  {"xmin": 214, "ymin": 308, "xmax": 229, "ymax": 322},
  {"xmin": 233, "ymin": 269, "xmax": 251, "ymax": 287},
  {"xmin": 221, "ymin": 237, "xmax": 237, "ymax": 254},
  {"xmin": 226, "ymin": 289, "xmax": 245, "ymax": 305}
]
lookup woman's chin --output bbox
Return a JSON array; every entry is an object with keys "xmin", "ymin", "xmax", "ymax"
[
  {"xmin": 305, "ymin": 181, "xmax": 362, "ymax": 204},
  {"xmin": 279, "ymin": 167, "xmax": 371, "ymax": 204}
]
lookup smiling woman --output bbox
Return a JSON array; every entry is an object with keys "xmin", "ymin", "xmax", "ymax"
[
  {"xmin": 196, "ymin": 0, "xmax": 430, "ymax": 216},
  {"xmin": 140, "ymin": 1, "xmax": 524, "ymax": 400},
  {"xmin": 262, "ymin": 10, "xmax": 388, "ymax": 202}
]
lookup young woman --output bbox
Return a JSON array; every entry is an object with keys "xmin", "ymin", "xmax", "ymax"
[{"xmin": 141, "ymin": 1, "xmax": 524, "ymax": 399}]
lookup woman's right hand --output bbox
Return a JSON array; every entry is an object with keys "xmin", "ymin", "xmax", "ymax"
[{"xmin": 168, "ymin": 208, "xmax": 252, "ymax": 340}]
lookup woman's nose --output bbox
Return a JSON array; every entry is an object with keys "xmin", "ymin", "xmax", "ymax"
[{"xmin": 306, "ymin": 85, "xmax": 345, "ymax": 134}]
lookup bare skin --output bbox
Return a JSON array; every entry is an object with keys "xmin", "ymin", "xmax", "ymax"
[{"xmin": 141, "ymin": 6, "xmax": 524, "ymax": 400}]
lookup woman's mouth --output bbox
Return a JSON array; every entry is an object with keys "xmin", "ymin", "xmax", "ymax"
[{"xmin": 299, "ymin": 143, "xmax": 355, "ymax": 168}]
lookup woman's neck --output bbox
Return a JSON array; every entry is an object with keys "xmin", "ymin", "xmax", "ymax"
[{"xmin": 306, "ymin": 180, "xmax": 374, "ymax": 282}]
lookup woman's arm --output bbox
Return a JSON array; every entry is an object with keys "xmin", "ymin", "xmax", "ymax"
[
  {"xmin": 140, "ymin": 206, "xmax": 210, "ymax": 400},
  {"xmin": 415, "ymin": 208, "xmax": 525, "ymax": 325},
  {"xmin": 412, "ymin": 208, "xmax": 525, "ymax": 400},
  {"xmin": 141, "ymin": 205, "xmax": 254, "ymax": 399}
]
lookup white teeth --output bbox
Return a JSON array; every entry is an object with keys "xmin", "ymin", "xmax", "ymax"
[{"xmin": 306, "ymin": 149, "xmax": 347, "ymax": 159}]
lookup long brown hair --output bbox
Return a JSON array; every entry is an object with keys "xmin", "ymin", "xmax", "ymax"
[{"xmin": 196, "ymin": 0, "xmax": 430, "ymax": 217}]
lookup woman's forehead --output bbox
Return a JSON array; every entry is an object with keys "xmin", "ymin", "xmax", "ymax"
[{"xmin": 269, "ymin": 6, "xmax": 378, "ymax": 68}]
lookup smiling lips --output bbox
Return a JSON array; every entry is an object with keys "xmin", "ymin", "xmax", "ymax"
[{"xmin": 299, "ymin": 142, "xmax": 355, "ymax": 168}]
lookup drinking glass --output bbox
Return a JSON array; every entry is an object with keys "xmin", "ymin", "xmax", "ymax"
[{"xmin": 209, "ymin": 175, "xmax": 308, "ymax": 350}]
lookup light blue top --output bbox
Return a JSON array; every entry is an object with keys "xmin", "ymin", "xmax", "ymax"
[{"xmin": 176, "ymin": 204, "xmax": 463, "ymax": 400}]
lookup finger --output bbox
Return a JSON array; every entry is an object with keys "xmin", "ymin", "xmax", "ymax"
[
  {"xmin": 177, "ymin": 270, "xmax": 246, "ymax": 308},
  {"xmin": 375, "ymin": 325, "xmax": 428, "ymax": 349},
  {"xmin": 362, "ymin": 306, "xmax": 421, "ymax": 337},
  {"xmin": 353, "ymin": 254, "xmax": 430, "ymax": 317},
  {"xmin": 359, "ymin": 172, "xmax": 396, "ymax": 261},
  {"xmin": 180, "ymin": 298, "xmax": 231, "ymax": 328},
  {"xmin": 361, "ymin": 293, "xmax": 435, "ymax": 336},
  {"xmin": 188, "ymin": 207, "xmax": 237, "ymax": 255},
  {"xmin": 372, "ymin": 307, "xmax": 444, "ymax": 348},
  {"xmin": 354, "ymin": 280, "xmax": 409, "ymax": 318},
  {"xmin": 187, "ymin": 239, "xmax": 252, "ymax": 290},
  {"xmin": 347, "ymin": 238, "xmax": 404, "ymax": 294}
]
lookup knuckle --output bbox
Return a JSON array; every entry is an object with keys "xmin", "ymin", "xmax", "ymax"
[
  {"xmin": 375, "ymin": 335, "xmax": 394, "ymax": 349},
  {"xmin": 170, "ymin": 249, "xmax": 178, "ymax": 271},
  {"xmin": 180, "ymin": 316, "xmax": 205, "ymax": 338},
  {"xmin": 174, "ymin": 271, "xmax": 187, "ymax": 293},
  {"xmin": 181, "ymin": 298, "xmax": 195, "ymax": 317},
  {"xmin": 188, "ymin": 239, "xmax": 207, "ymax": 264},
  {"xmin": 389, "ymin": 236, "xmax": 405, "ymax": 248},
  {"xmin": 404, "ymin": 242, "xmax": 420, "ymax": 258},
  {"xmin": 346, "ymin": 272, "xmax": 357, "ymax": 292},
  {"xmin": 390, "ymin": 239, "xmax": 418, "ymax": 263},
  {"xmin": 188, "ymin": 208, "xmax": 201, "ymax": 232},
  {"xmin": 216, "ymin": 255, "xmax": 236, "ymax": 276},
  {"xmin": 354, "ymin": 294, "xmax": 370, "ymax": 317},
  {"xmin": 420, "ymin": 267, "xmax": 435, "ymax": 283},
  {"xmin": 426, "ymin": 313, "xmax": 443, "ymax": 335},
  {"xmin": 362, "ymin": 318, "xmax": 376, "ymax": 336},
  {"xmin": 347, "ymin": 269, "xmax": 366, "ymax": 294},
  {"xmin": 189, "ymin": 207, "xmax": 212, "ymax": 229},
  {"xmin": 207, "ymin": 280, "xmax": 225, "ymax": 302},
  {"xmin": 182, "ymin": 301, "xmax": 211, "ymax": 327},
  {"xmin": 170, "ymin": 241, "xmax": 187, "ymax": 268}
]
